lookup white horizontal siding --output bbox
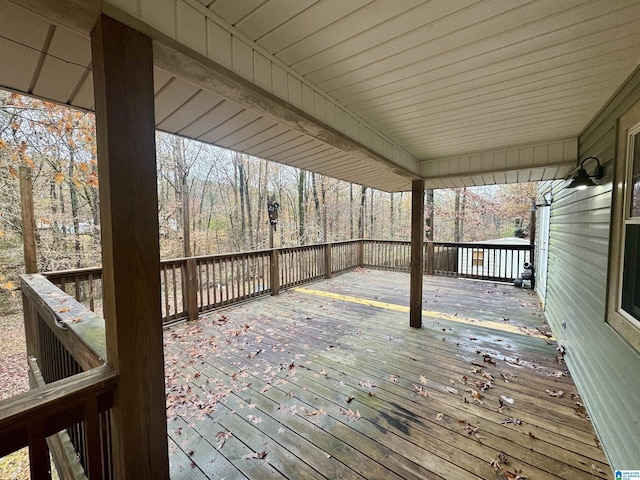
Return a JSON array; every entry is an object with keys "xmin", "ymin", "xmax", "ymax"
[
  {"xmin": 542, "ymin": 65, "xmax": 640, "ymax": 470},
  {"xmin": 421, "ymin": 139, "xmax": 577, "ymax": 185}
]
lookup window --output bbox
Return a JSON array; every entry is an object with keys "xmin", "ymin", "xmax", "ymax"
[
  {"xmin": 620, "ymin": 129, "xmax": 640, "ymax": 323},
  {"xmin": 472, "ymin": 250, "xmax": 484, "ymax": 267},
  {"xmin": 608, "ymin": 111, "xmax": 640, "ymax": 351}
]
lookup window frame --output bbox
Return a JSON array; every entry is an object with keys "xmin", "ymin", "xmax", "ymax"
[
  {"xmin": 607, "ymin": 104, "xmax": 640, "ymax": 351},
  {"xmin": 471, "ymin": 249, "xmax": 484, "ymax": 267}
]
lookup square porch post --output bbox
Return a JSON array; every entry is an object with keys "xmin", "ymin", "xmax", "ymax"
[
  {"xmin": 410, "ymin": 179, "xmax": 425, "ymax": 328},
  {"xmin": 91, "ymin": 15, "xmax": 169, "ymax": 479}
]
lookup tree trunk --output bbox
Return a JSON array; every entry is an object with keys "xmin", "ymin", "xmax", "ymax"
[
  {"xmin": 298, "ymin": 170, "xmax": 305, "ymax": 244},
  {"xmin": 460, "ymin": 187, "xmax": 467, "ymax": 241},
  {"xmin": 243, "ymin": 160, "xmax": 253, "ymax": 247},
  {"xmin": 359, "ymin": 186, "xmax": 366, "ymax": 238},
  {"xmin": 321, "ymin": 176, "xmax": 327, "ymax": 242},
  {"xmin": 67, "ymin": 147, "xmax": 81, "ymax": 266},
  {"xmin": 454, "ymin": 190, "xmax": 461, "ymax": 242},
  {"xmin": 350, "ymin": 183, "xmax": 354, "ymax": 239},
  {"xmin": 238, "ymin": 158, "xmax": 246, "ymax": 248},
  {"xmin": 369, "ymin": 188, "xmax": 374, "ymax": 238},
  {"xmin": 311, "ymin": 173, "xmax": 320, "ymax": 242},
  {"xmin": 390, "ymin": 192, "xmax": 395, "ymax": 239},
  {"xmin": 182, "ymin": 175, "xmax": 191, "ymax": 256},
  {"xmin": 425, "ymin": 188, "xmax": 434, "ymax": 241}
]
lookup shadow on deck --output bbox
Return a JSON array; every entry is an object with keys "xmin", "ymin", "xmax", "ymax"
[{"xmin": 164, "ymin": 270, "xmax": 610, "ymax": 480}]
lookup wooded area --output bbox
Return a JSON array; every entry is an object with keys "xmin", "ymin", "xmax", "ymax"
[{"xmin": 0, "ymin": 89, "xmax": 535, "ymax": 293}]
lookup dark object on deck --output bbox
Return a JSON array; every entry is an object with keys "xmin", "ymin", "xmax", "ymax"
[{"xmin": 514, "ymin": 262, "xmax": 535, "ymax": 288}]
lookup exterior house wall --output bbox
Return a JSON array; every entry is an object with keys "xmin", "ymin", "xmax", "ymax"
[{"xmin": 541, "ymin": 65, "xmax": 640, "ymax": 470}]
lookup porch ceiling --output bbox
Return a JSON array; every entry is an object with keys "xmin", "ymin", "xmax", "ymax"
[{"xmin": 2, "ymin": 0, "xmax": 640, "ymax": 191}]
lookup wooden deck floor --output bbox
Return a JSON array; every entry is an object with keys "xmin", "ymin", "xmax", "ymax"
[{"xmin": 163, "ymin": 270, "xmax": 611, "ymax": 480}]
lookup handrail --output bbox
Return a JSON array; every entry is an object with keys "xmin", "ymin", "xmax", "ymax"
[
  {"xmin": 22, "ymin": 274, "xmax": 106, "ymax": 369},
  {"xmin": 432, "ymin": 241, "xmax": 532, "ymax": 249},
  {"xmin": 41, "ymin": 239, "xmax": 532, "ymax": 323},
  {"xmin": 0, "ymin": 364, "xmax": 117, "ymax": 477}
]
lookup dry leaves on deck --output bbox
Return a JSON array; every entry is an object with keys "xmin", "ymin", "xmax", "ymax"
[
  {"xmin": 340, "ymin": 408, "xmax": 362, "ymax": 421},
  {"xmin": 465, "ymin": 388, "xmax": 484, "ymax": 404},
  {"xmin": 490, "ymin": 453, "xmax": 528, "ymax": 479},
  {"xmin": 242, "ymin": 451, "xmax": 267, "ymax": 460},
  {"xmin": 247, "ymin": 414, "xmax": 262, "ymax": 424},
  {"xmin": 215, "ymin": 430, "xmax": 232, "ymax": 449},
  {"xmin": 412, "ymin": 384, "xmax": 429, "ymax": 397},
  {"xmin": 464, "ymin": 423, "xmax": 484, "ymax": 440},
  {"xmin": 545, "ymin": 389, "xmax": 564, "ymax": 398},
  {"xmin": 500, "ymin": 417, "xmax": 522, "ymax": 426},
  {"xmin": 304, "ymin": 408, "xmax": 327, "ymax": 417}
]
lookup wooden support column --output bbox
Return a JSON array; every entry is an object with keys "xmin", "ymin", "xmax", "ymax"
[
  {"xmin": 91, "ymin": 15, "xmax": 169, "ymax": 479},
  {"xmin": 185, "ymin": 258, "xmax": 198, "ymax": 321},
  {"xmin": 325, "ymin": 243, "xmax": 332, "ymax": 279},
  {"xmin": 270, "ymin": 249, "xmax": 280, "ymax": 295},
  {"xmin": 426, "ymin": 241, "xmax": 434, "ymax": 276},
  {"xmin": 410, "ymin": 179, "xmax": 425, "ymax": 328}
]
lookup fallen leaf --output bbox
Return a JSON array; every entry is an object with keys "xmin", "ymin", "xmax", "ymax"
[
  {"xmin": 246, "ymin": 415, "xmax": 262, "ymax": 424},
  {"xmin": 340, "ymin": 408, "xmax": 361, "ymax": 421},
  {"xmin": 359, "ymin": 380, "xmax": 374, "ymax": 389},
  {"xmin": 436, "ymin": 412, "xmax": 444, "ymax": 422},
  {"xmin": 215, "ymin": 430, "xmax": 232, "ymax": 449},
  {"xmin": 412, "ymin": 384, "xmax": 429, "ymax": 397},
  {"xmin": 304, "ymin": 408, "xmax": 327, "ymax": 417},
  {"xmin": 465, "ymin": 388, "xmax": 483, "ymax": 404},
  {"xmin": 545, "ymin": 389, "xmax": 564, "ymax": 398},
  {"xmin": 501, "ymin": 417, "xmax": 522, "ymax": 426},
  {"xmin": 242, "ymin": 451, "xmax": 267, "ymax": 460},
  {"xmin": 389, "ymin": 374, "xmax": 398, "ymax": 383},
  {"xmin": 419, "ymin": 375, "xmax": 428, "ymax": 385},
  {"xmin": 346, "ymin": 396, "xmax": 354, "ymax": 404},
  {"xmin": 446, "ymin": 386, "xmax": 459, "ymax": 395}
]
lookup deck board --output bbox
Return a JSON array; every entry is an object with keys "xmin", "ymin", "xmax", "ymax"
[{"xmin": 164, "ymin": 270, "xmax": 611, "ymax": 479}]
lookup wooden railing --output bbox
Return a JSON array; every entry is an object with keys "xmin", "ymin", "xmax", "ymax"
[
  {"xmin": 3, "ymin": 274, "xmax": 115, "ymax": 479},
  {"xmin": 362, "ymin": 240, "xmax": 532, "ymax": 282},
  {"xmin": 0, "ymin": 365, "xmax": 117, "ymax": 480},
  {"xmin": 43, "ymin": 239, "xmax": 533, "ymax": 325},
  {"xmin": 195, "ymin": 249, "xmax": 272, "ymax": 312},
  {"xmin": 7, "ymin": 239, "xmax": 532, "ymax": 477}
]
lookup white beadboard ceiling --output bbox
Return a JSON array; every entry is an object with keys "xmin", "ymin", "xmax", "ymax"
[{"xmin": 2, "ymin": 0, "xmax": 640, "ymax": 191}]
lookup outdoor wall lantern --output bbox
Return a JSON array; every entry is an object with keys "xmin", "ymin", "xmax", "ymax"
[
  {"xmin": 567, "ymin": 156, "xmax": 603, "ymax": 190},
  {"xmin": 531, "ymin": 191, "xmax": 553, "ymax": 210}
]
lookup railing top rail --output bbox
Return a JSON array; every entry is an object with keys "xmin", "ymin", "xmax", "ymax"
[
  {"xmin": 42, "ymin": 238, "xmax": 532, "ymax": 280},
  {"xmin": 433, "ymin": 241, "xmax": 533, "ymax": 249},
  {"xmin": 21, "ymin": 274, "xmax": 106, "ymax": 370},
  {"xmin": 43, "ymin": 266, "xmax": 103, "ymax": 279},
  {"xmin": 0, "ymin": 364, "xmax": 116, "ymax": 458}
]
